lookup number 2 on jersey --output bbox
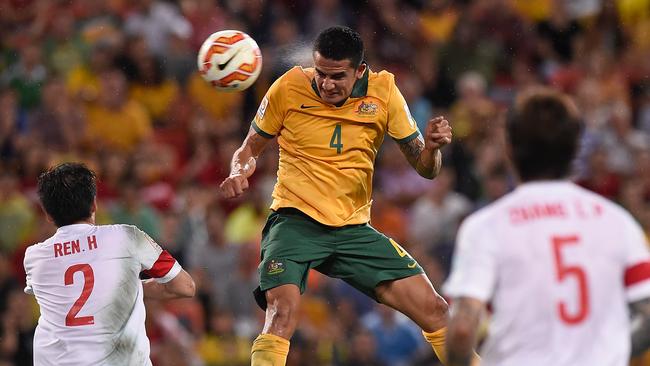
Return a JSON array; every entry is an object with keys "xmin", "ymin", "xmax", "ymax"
[
  {"xmin": 552, "ymin": 236, "xmax": 589, "ymax": 325},
  {"xmin": 329, "ymin": 124, "xmax": 343, "ymax": 154},
  {"xmin": 64, "ymin": 264, "xmax": 95, "ymax": 326}
]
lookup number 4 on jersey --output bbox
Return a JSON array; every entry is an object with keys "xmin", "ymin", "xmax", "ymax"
[{"xmin": 330, "ymin": 124, "xmax": 343, "ymax": 154}]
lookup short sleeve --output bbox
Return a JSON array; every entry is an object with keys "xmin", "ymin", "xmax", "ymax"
[
  {"xmin": 126, "ymin": 226, "xmax": 182, "ymax": 283},
  {"xmin": 23, "ymin": 249, "xmax": 33, "ymax": 295},
  {"xmin": 387, "ymin": 81, "xmax": 420, "ymax": 144},
  {"xmin": 252, "ymin": 75, "xmax": 286, "ymax": 138},
  {"xmin": 444, "ymin": 215, "xmax": 498, "ymax": 302},
  {"xmin": 621, "ymin": 215, "xmax": 650, "ymax": 302}
]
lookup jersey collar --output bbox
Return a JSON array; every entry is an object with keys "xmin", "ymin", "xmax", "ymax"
[{"xmin": 311, "ymin": 62, "xmax": 369, "ymax": 105}]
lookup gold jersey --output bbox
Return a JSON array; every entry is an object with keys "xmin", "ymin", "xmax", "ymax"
[{"xmin": 253, "ymin": 66, "xmax": 420, "ymax": 226}]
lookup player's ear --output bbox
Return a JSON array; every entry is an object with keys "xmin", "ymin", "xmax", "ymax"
[
  {"xmin": 504, "ymin": 143, "xmax": 521, "ymax": 183},
  {"xmin": 355, "ymin": 62, "xmax": 366, "ymax": 79},
  {"xmin": 90, "ymin": 198, "xmax": 97, "ymax": 223},
  {"xmin": 40, "ymin": 205, "xmax": 54, "ymax": 224}
]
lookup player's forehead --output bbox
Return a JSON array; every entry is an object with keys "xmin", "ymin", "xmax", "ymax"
[{"xmin": 313, "ymin": 51, "xmax": 355, "ymax": 75}]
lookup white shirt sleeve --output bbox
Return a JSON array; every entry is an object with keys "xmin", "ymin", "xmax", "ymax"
[
  {"xmin": 126, "ymin": 225, "xmax": 182, "ymax": 284},
  {"xmin": 23, "ymin": 247, "xmax": 34, "ymax": 295},
  {"xmin": 444, "ymin": 214, "xmax": 498, "ymax": 302},
  {"xmin": 621, "ymin": 212, "xmax": 650, "ymax": 302}
]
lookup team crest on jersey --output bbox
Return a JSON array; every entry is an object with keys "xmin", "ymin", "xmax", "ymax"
[
  {"xmin": 356, "ymin": 100, "xmax": 378, "ymax": 117},
  {"xmin": 267, "ymin": 259, "xmax": 285, "ymax": 275}
]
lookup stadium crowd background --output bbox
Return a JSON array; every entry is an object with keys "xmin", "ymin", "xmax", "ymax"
[{"xmin": 1, "ymin": 0, "xmax": 650, "ymax": 365}]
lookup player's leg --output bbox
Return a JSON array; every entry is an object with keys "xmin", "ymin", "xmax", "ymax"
[
  {"xmin": 375, "ymin": 274, "xmax": 450, "ymax": 363},
  {"xmin": 251, "ymin": 209, "xmax": 334, "ymax": 366},
  {"xmin": 322, "ymin": 225, "xmax": 452, "ymax": 364},
  {"xmin": 251, "ymin": 284, "xmax": 300, "ymax": 366}
]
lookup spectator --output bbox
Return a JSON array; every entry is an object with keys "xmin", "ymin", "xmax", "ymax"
[
  {"xmin": 124, "ymin": 0, "xmax": 192, "ymax": 57},
  {"xmin": 108, "ymin": 179, "xmax": 162, "ymax": 240},
  {"xmin": 1, "ymin": 43, "xmax": 47, "ymax": 110},
  {"xmin": 0, "ymin": 288, "xmax": 35, "ymax": 366},
  {"xmin": 0, "ymin": 172, "xmax": 35, "ymax": 253},
  {"xmin": 27, "ymin": 76, "xmax": 85, "ymax": 152},
  {"xmin": 362, "ymin": 304, "xmax": 426, "ymax": 366},
  {"xmin": 0, "ymin": 89, "xmax": 24, "ymax": 162},
  {"xmin": 196, "ymin": 308, "xmax": 251, "ymax": 366},
  {"xmin": 187, "ymin": 204, "xmax": 240, "ymax": 312},
  {"xmin": 84, "ymin": 67, "xmax": 152, "ymax": 152},
  {"xmin": 409, "ymin": 167, "xmax": 472, "ymax": 249},
  {"xmin": 577, "ymin": 145, "xmax": 622, "ymax": 200},
  {"xmin": 341, "ymin": 329, "xmax": 386, "ymax": 366}
]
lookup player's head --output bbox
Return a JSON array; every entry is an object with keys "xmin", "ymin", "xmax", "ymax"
[
  {"xmin": 37, "ymin": 162, "xmax": 97, "ymax": 227},
  {"xmin": 313, "ymin": 26, "xmax": 366, "ymax": 105},
  {"xmin": 507, "ymin": 88, "xmax": 582, "ymax": 182}
]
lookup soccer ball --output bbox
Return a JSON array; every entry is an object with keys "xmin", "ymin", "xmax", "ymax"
[{"xmin": 197, "ymin": 30, "xmax": 262, "ymax": 92}]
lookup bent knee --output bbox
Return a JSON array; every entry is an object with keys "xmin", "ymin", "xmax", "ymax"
[{"xmin": 424, "ymin": 293, "xmax": 450, "ymax": 326}]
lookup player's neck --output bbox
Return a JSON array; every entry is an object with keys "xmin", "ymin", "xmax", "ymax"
[{"xmin": 71, "ymin": 217, "xmax": 96, "ymax": 226}]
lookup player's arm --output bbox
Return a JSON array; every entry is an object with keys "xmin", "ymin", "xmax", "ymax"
[
  {"xmin": 447, "ymin": 296, "xmax": 485, "ymax": 366},
  {"xmin": 143, "ymin": 269, "xmax": 195, "ymax": 300},
  {"xmin": 219, "ymin": 127, "xmax": 272, "ymax": 199},
  {"xmin": 631, "ymin": 297, "xmax": 650, "ymax": 357},
  {"xmin": 398, "ymin": 116, "xmax": 451, "ymax": 179}
]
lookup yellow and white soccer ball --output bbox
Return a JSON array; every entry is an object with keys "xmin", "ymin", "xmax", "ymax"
[{"xmin": 197, "ymin": 30, "xmax": 262, "ymax": 92}]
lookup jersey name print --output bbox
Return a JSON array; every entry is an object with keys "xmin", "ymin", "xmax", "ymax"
[
  {"xmin": 24, "ymin": 224, "xmax": 181, "ymax": 366},
  {"xmin": 53, "ymin": 235, "xmax": 98, "ymax": 257},
  {"xmin": 252, "ymin": 66, "xmax": 420, "ymax": 226}
]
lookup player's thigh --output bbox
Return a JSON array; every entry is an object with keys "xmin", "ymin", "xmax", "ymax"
[
  {"xmin": 375, "ymin": 273, "xmax": 448, "ymax": 331},
  {"xmin": 318, "ymin": 224, "xmax": 424, "ymax": 301},
  {"xmin": 257, "ymin": 210, "xmax": 333, "ymax": 295}
]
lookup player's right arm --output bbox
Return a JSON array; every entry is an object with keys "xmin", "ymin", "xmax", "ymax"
[
  {"xmin": 218, "ymin": 127, "xmax": 271, "ymax": 199},
  {"xmin": 631, "ymin": 297, "xmax": 650, "ymax": 356},
  {"xmin": 219, "ymin": 73, "xmax": 286, "ymax": 199},
  {"xmin": 622, "ymin": 210, "xmax": 650, "ymax": 357},
  {"xmin": 447, "ymin": 297, "xmax": 485, "ymax": 366}
]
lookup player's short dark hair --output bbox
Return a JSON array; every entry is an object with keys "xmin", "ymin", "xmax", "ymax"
[
  {"xmin": 37, "ymin": 163, "xmax": 96, "ymax": 227},
  {"xmin": 507, "ymin": 88, "xmax": 582, "ymax": 181},
  {"xmin": 313, "ymin": 26, "xmax": 364, "ymax": 67}
]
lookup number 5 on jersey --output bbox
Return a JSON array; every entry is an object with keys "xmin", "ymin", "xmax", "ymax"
[
  {"xmin": 330, "ymin": 124, "xmax": 343, "ymax": 154},
  {"xmin": 552, "ymin": 235, "xmax": 590, "ymax": 325}
]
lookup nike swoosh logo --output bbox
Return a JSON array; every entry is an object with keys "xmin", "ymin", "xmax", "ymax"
[
  {"xmin": 218, "ymin": 50, "xmax": 240, "ymax": 70},
  {"xmin": 300, "ymin": 104, "xmax": 318, "ymax": 109},
  {"xmin": 408, "ymin": 261, "xmax": 418, "ymax": 269}
]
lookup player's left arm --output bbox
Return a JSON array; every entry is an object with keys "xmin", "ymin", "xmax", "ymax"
[
  {"xmin": 447, "ymin": 296, "xmax": 485, "ymax": 366},
  {"xmin": 399, "ymin": 116, "xmax": 451, "ymax": 179},
  {"xmin": 631, "ymin": 297, "xmax": 650, "ymax": 357}
]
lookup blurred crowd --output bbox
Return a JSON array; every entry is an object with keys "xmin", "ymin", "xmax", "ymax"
[{"xmin": 1, "ymin": 0, "xmax": 650, "ymax": 365}]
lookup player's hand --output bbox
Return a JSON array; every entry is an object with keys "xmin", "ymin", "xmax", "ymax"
[
  {"xmin": 423, "ymin": 116, "xmax": 452, "ymax": 151},
  {"xmin": 218, "ymin": 157, "xmax": 256, "ymax": 199}
]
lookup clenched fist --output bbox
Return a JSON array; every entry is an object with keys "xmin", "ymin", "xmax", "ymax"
[
  {"xmin": 423, "ymin": 116, "xmax": 452, "ymax": 151},
  {"xmin": 219, "ymin": 157, "xmax": 256, "ymax": 199}
]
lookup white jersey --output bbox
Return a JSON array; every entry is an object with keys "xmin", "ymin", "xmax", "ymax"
[
  {"xmin": 445, "ymin": 181, "xmax": 650, "ymax": 366},
  {"xmin": 24, "ymin": 223, "xmax": 182, "ymax": 366}
]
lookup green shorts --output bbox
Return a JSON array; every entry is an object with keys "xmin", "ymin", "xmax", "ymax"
[{"xmin": 253, "ymin": 207, "xmax": 424, "ymax": 310}]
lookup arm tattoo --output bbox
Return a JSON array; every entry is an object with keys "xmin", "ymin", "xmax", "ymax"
[
  {"xmin": 399, "ymin": 135, "xmax": 425, "ymax": 167},
  {"xmin": 398, "ymin": 135, "xmax": 441, "ymax": 179},
  {"xmin": 447, "ymin": 298, "xmax": 484, "ymax": 366},
  {"xmin": 630, "ymin": 297, "xmax": 650, "ymax": 357}
]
